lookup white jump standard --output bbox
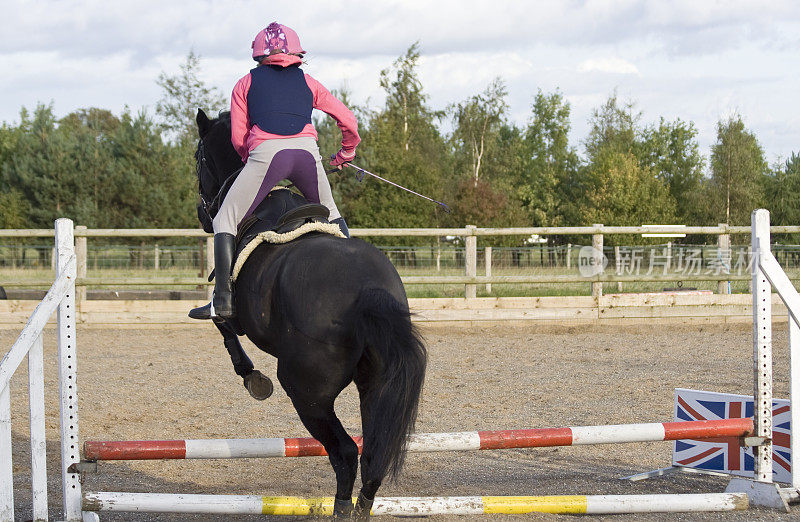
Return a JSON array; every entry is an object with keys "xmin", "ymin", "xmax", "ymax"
[{"xmin": 724, "ymin": 209, "xmax": 800, "ymax": 510}]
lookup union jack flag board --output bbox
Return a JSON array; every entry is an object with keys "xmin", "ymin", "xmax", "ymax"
[{"xmin": 672, "ymin": 388, "xmax": 791, "ymax": 484}]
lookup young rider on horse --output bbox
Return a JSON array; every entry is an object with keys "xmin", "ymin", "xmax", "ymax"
[{"xmin": 194, "ymin": 22, "xmax": 360, "ymax": 321}]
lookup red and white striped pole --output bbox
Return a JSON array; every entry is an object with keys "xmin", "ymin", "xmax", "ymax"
[{"xmin": 84, "ymin": 418, "xmax": 752, "ymax": 461}]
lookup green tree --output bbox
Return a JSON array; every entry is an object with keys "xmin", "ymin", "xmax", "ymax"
[
  {"xmin": 376, "ymin": 42, "xmax": 440, "ymax": 152},
  {"xmin": 518, "ymin": 89, "xmax": 580, "ymax": 227},
  {"xmin": 580, "ymin": 149, "xmax": 676, "ymax": 239},
  {"xmin": 475, "ymin": 122, "xmax": 530, "ymax": 230},
  {"xmin": 585, "ymin": 93, "xmax": 705, "ymax": 222},
  {"xmin": 765, "ymin": 153, "xmax": 800, "ymax": 227},
  {"xmin": 103, "ymin": 110, "xmax": 196, "ymax": 228},
  {"xmin": 156, "ymin": 50, "xmax": 226, "ymax": 144},
  {"xmin": 0, "ymin": 189, "xmax": 28, "ymax": 228},
  {"xmin": 451, "ymin": 178, "xmax": 519, "ymax": 229},
  {"xmin": 1, "ymin": 104, "xmax": 196, "ymax": 229},
  {"xmin": 584, "ymin": 92, "xmax": 639, "ymax": 161},
  {"xmin": 0, "ymin": 122, "xmax": 25, "ymax": 227},
  {"xmin": 577, "ymin": 93, "xmax": 712, "ymax": 233},
  {"xmin": 0, "ymin": 122, "xmax": 19, "ymax": 172},
  {"xmin": 639, "ymin": 118, "xmax": 705, "ymax": 224},
  {"xmin": 447, "ymin": 78, "xmax": 527, "ymax": 237},
  {"xmin": 709, "ymin": 115, "xmax": 767, "ymax": 224},
  {"xmin": 1, "ymin": 103, "xmax": 96, "ymax": 227},
  {"xmin": 58, "ymin": 108, "xmax": 122, "ymax": 223},
  {"xmin": 449, "ymin": 77, "xmax": 508, "ymax": 187},
  {"xmin": 343, "ymin": 43, "xmax": 450, "ymax": 238},
  {"xmin": 60, "ymin": 107, "xmax": 121, "ymax": 136}
]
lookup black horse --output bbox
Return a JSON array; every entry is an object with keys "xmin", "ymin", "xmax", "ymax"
[{"xmin": 194, "ymin": 109, "xmax": 427, "ymax": 519}]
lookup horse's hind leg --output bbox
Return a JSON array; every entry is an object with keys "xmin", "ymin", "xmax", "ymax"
[
  {"xmin": 213, "ymin": 320, "xmax": 273, "ymax": 400},
  {"xmin": 288, "ymin": 398, "xmax": 359, "ymax": 517},
  {"xmin": 277, "ymin": 357, "xmax": 359, "ymax": 517},
  {"xmin": 353, "ymin": 381, "xmax": 381, "ymax": 519},
  {"xmin": 213, "ymin": 320, "xmax": 252, "ymax": 377}
]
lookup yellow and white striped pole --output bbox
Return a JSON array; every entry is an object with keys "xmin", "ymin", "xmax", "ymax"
[{"xmin": 83, "ymin": 492, "xmax": 748, "ymax": 516}]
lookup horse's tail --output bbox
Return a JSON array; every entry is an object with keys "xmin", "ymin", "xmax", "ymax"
[{"xmin": 350, "ymin": 288, "xmax": 427, "ymax": 480}]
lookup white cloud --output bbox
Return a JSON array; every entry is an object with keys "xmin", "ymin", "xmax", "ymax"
[
  {"xmin": 0, "ymin": 0, "xmax": 798, "ymax": 160},
  {"xmin": 578, "ymin": 58, "xmax": 640, "ymax": 75}
]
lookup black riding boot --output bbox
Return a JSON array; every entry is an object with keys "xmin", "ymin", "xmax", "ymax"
[
  {"xmin": 188, "ymin": 233, "xmax": 237, "ymax": 320},
  {"xmin": 331, "ymin": 217, "xmax": 350, "ymax": 238},
  {"xmin": 211, "ymin": 233, "xmax": 236, "ymax": 319}
]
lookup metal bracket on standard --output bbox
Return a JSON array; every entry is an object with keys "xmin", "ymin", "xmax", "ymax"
[
  {"xmin": 68, "ymin": 460, "xmax": 104, "ymax": 522},
  {"xmin": 621, "ymin": 465, "xmax": 730, "ymax": 482},
  {"xmin": 742, "ymin": 436, "xmax": 769, "ymax": 447},
  {"xmin": 781, "ymin": 487, "xmax": 800, "ymax": 505},
  {"xmin": 620, "ymin": 467, "xmax": 680, "ymax": 482},
  {"xmin": 725, "ymin": 478, "xmax": 790, "ymax": 512},
  {"xmin": 67, "ymin": 460, "xmax": 98, "ymax": 474}
]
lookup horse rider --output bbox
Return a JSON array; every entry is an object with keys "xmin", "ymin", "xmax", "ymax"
[{"xmin": 195, "ymin": 21, "xmax": 360, "ymax": 321}]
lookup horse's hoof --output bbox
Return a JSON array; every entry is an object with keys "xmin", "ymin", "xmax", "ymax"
[
  {"xmin": 353, "ymin": 493, "xmax": 373, "ymax": 521},
  {"xmin": 332, "ymin": 497, "xmax": 353, "ymax": 518},
  {"xmin": 243, "ymin": 370, "xmax": 273, "ymax": 400}
]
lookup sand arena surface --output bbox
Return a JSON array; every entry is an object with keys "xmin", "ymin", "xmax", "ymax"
[{"xmin": 3, "ymin": 323, "xmax": 796, "ymax": 520}]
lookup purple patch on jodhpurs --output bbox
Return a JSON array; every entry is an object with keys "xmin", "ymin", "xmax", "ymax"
[{"xmin": 244, "ymin": 148, "xmax": 321, "ymax": 218}]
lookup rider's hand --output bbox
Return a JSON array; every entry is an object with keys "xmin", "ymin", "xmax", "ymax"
[{"xmin": 329, "ymin": 148, "xmax": 355, "ymax": 169}]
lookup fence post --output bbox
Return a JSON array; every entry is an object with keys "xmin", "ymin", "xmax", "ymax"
[
  {"xmin": 198, "ymin": 241, "xmax": 204, "ymax": 275},
  {"xmin": 465, "ymin": 226, "xmax": 477, "ymax": 299},
  {"xmin": 75, "ymin": 225, "xmax": 87, "ymax": 312},
  {"xmin": 206, "ymin": 236, "xmax": 214, "ymax": 300},
  {"xmin": 718, "ymin": 223, "xmax": 731, "ymax": 294},
  {"xmin": 154, "ymin": 244, "xmax": 160, "ymax": 272},
  {"xmin": 667, "ymin": 241, "xmax": 673, "ymax": 270},
  {"xmin": 592, "ymin": 224, "xmax": 604, "ymax": 299},
  {"xmin": 485, "ymin": 246, "xmax": 492, "ymax": 294}
]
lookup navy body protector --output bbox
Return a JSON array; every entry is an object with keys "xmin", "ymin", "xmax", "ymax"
[{"xmin": 247, "ymin": 64, "xmax": 313, "ymax": 135}]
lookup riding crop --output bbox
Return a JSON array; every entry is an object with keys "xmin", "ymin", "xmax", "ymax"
[{"xmin": 330, "ymin": 163, "xmax": 451, "ymax": 213}]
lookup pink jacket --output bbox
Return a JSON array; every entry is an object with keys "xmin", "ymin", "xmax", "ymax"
[{"xmin": 230, "ymin": 55, "xmax": 360, "ymax": 163}]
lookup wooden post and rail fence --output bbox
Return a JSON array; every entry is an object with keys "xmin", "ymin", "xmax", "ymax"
[{"xmin": 1, "ymin": 224, "xmax": 800, "ymax": 326}]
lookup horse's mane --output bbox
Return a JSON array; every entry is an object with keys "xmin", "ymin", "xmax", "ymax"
[
  {"xmin": 215, "ymin": 110, "xmax": 231, "ymax": 125},
  {"xmin": 195, "ymin": 110, "xmax": 244, "ymax": 232}
]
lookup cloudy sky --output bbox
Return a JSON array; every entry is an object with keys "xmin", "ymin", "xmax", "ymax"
[{"xmin": 2, "ymin": 0, "xmax": 798, "ymax": 164}]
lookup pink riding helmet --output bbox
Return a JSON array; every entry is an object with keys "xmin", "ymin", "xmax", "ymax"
[{"xmin": 252, "ymin": 22, "xmax": 305, "ymax": 60}]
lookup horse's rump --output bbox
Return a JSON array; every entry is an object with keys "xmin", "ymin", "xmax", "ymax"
[{"xmin": 265, "ymin": 235, "xmax": 407, "ymax": 345}]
